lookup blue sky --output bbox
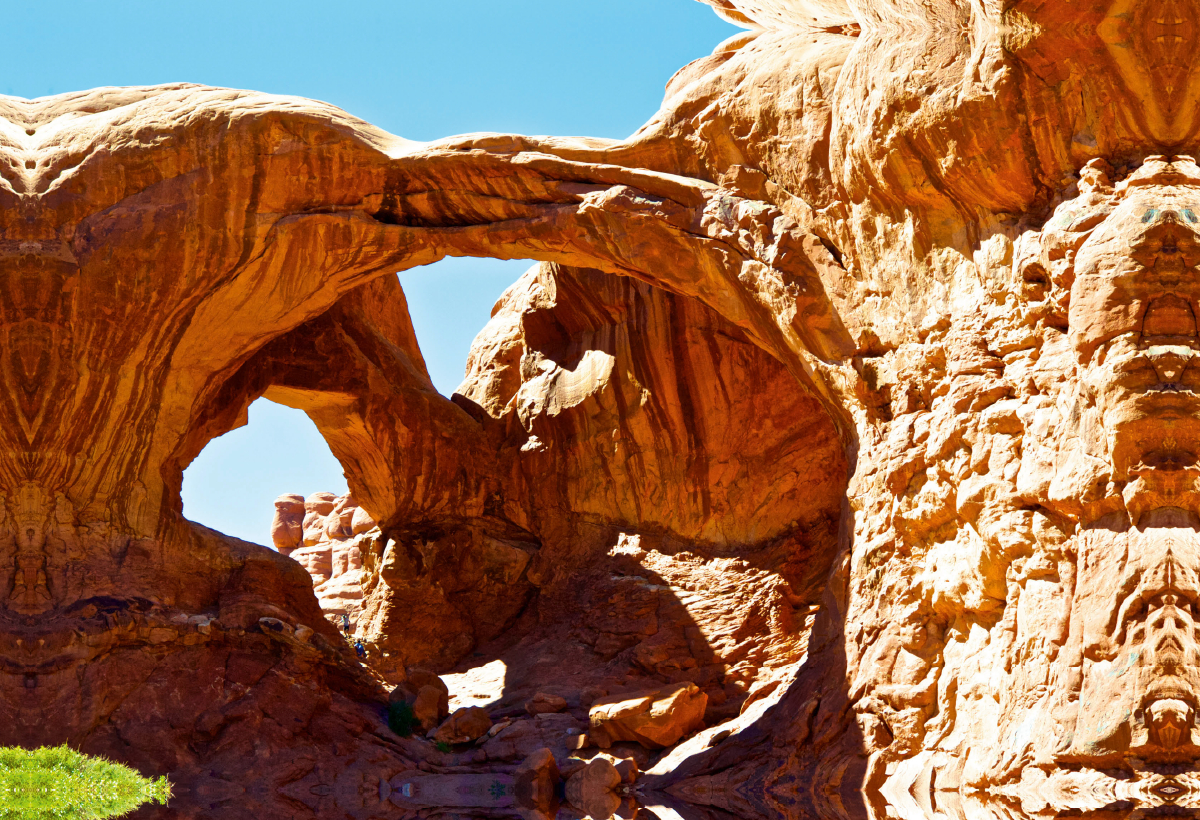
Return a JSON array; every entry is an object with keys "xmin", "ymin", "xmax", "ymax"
[{"xmin": 7, "ymin": 1, "xmax": 739, "ymax": 544}]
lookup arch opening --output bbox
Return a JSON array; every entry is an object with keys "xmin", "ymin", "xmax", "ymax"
[
  {"xmin": 180, "ymin": 397, "xmax": 348, "ymax": 548},
  {"xmin": 398, "ymin": 256, "xmax": 536, "ymax": 395}
]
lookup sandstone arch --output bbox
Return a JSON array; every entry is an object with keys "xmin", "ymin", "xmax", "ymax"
[
  {"xmin": 0, "ymin": 67, "xmax": 852, "ymax": 817},
  {"xmin": 7, "ymin": 0, "xmax": 1200, "ymax": 816}
]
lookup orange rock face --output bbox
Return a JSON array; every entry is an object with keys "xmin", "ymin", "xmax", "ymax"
[
  {"xmin": 7, "ymin": 0, "xmax": 1200, "ymax": 817},
  {"xmin": 274, "ymin": 491, "xmax": 376, "ymax": 631},
  {"xmin": 589, "ymin": 682, "xmax": 709, "ymax": 749}
]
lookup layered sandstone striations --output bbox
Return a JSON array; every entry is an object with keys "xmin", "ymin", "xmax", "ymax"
[
  {"xmin": 287, "ymin": 258, "xmax": 842, "ymax": 725},
  {"xmin": 354, "ymin": 260, "xmax": 844, "ymax": 701}
]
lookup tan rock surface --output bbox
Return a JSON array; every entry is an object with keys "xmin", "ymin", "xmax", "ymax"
[
  {"xmin": 589, "ymin": 682, "xmax": 709, "ymax": 749},
  {"xmin": 277, "ymin": 490, "xmax": 377, "ymax": 630},
  {"xmin": 433, "ymin": 706, "xmax": 493, "ymax": 745}
]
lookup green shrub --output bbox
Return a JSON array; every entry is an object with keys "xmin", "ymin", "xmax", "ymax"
[
  {"xmin": 387, "ymin": 701, "xmax": 416, "ymax": 738},
  {"xmin": 0, "ymin": 745, "xmax": 170, "ymax": 819},
  {"xmin": 435, "ymin": 741, "xmax": 452, "ymax": 754}
]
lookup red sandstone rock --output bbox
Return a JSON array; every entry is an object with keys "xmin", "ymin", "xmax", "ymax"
[
  {"xmin": 513, "ymin": 747, "xmax": 560, "ymax": 817},
  {"xmin": 412, "ymin": 686, "xmax": 446, "ymax": 732},
  {"xmin": 524, "ymin": 693, "xmax": 568, "ymax": 716},
  {"xmin": 350, "ymin": 505, "xmax": 376, "ymax": 535},
  {"xmin": 302, "ymin": 492, "xmax": 338, "ymax": 547},
  {"xmin": 274, "ymin": 490, "xmax": 381, "ymax": 633},
  {"xmin": 357, "ymin": 528, "xmax": 536, "ymax": 676},
  {"xmin": 0, "ymin": 0, "xmax": 1196, "ymax": 815},
  {"xmin": 433, "ymin": 706, "xmax": 493, "ymax": 745},
  {"xmin": 564, "ymin": 757, "xmax": 622, "ymax": 820},
  {"xmin": 610, "ymin": 755, "xmax": 638, "ymax": 784},
  {"xmin": 390, "ymin": 667, "xmax": 451, "ymax": 731},
  {"xmin": 479, "ymin": 713, "xmax": 587, "ymax": 762},
  {"xmin": 270, "ymin": 493, "xmax": 305, "ymax": 554},
  {"xmin": 589, "ymin": 682, "xmax": 708, "ymax": 749}
]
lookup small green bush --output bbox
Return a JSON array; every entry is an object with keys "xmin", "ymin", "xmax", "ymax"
[
  {"xmin": 387, "ymin": 701, "xmax": 416, "ymax": 738},
  {"xmin": 0, "ymin": 745, "xmax": 170, "ymax": 819},
  {"xmin": 435, "ymin": 741, "xmax": 452, "ymax": 754}
]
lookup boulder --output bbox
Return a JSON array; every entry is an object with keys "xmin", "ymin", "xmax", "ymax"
[
  {"xmin": 608, "ymin": 755, "xmax": 638, "ymax": 784},
  {"xmin": 408, "ymin": 668, "xmax": 450, "ymax": 713},
  {"xmin": 412, "ymin": 685, "xmax": 447, "ymax": 732},
  {"xmin": 513, "ymin": 747, "xmax": 560, "ymax": 816},
  {"xmin": 350, "ymin": 505, "xmax": 377, "ymax": 534},
  {"xmin": 305, "ymin": 492, "xmax": 338, "ymax": 517},
  {"xmin": 480, "ymin": 714, "xmax": 587, "ymax": 762},
  {"xmin": 563, "ymin": 757, "xmax": 621, "ymax": 819},
  {"xmin": 589, "ymin": 682, "xmax": 708, "ymax": 749},
  {"xmin": 270, "ymin": 494, "xmax": 305, "ymax": 553},
  {"xmin": 323, "ymin": 514, "xmax": 348, "ymax": 541},
  {"xmin": 433, "ymin": 706, "xmax": 493, "ymax": 745},
  {"xmin": 525, "ymin": 693, "xmax": 568, "ymax": 716},
  {"xmin": 389, "ymin": 667, "xmax": 451, "ymax": 731}
]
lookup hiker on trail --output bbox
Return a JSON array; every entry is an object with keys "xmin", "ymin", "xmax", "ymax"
[
  {"xmin": 341, "ymin": 614, "xmax": 351, "ymax": 633},
  {"xmin": 353, "ymin": 640, "xmax": 366, "ymax": 659}
]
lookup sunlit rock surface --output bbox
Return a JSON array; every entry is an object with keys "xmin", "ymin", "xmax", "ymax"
[{"xmin": 273, "ymin": 491, "xmax": 375, "ymax": 631}]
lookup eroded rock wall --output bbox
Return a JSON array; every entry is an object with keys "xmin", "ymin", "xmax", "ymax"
[
  {"xmin": 293, "ymin": 261, "xmax": 846, "ymax": 719},
  {"xmin": 465, "ymin": 262, "xmax": 846, "ymax": 551},
  {"xmin": 452, "ymin": 262, "xmax": 845, "ymax": 716}
]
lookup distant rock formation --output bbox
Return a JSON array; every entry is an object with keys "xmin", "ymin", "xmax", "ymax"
[{"xmin": 272, "ymin": 492, "xmax": 376, "ymax": 631}]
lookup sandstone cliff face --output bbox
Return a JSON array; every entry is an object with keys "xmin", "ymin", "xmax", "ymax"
[
  {"xmin": 4, "ymin": 0, "xmax": 1200, "ymax": 817},
  {"xmin": 289, "ymin": 258, "xmax": 844, "ymax": 716},
  {"xmin": 444, "ymin": 260, "xmax": 843, "ymax": 717},
  {"xmin": 464, "ymin": 261, "xmax": 846, "ymax": 552}
]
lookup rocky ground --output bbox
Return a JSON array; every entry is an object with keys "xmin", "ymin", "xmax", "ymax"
[{"xmin": 272, "ymin": 485, "xmax": 823, "ymax": 818}]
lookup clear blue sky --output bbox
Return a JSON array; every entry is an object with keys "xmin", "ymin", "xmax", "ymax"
[{"xmin": 5, "ymin": 1, "xmax": 739, "ymax": 545}]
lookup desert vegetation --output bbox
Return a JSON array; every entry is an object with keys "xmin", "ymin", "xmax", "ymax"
[{"xmin": 0, "ymin": 746, "xmax": 170, "ymax": 819}]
